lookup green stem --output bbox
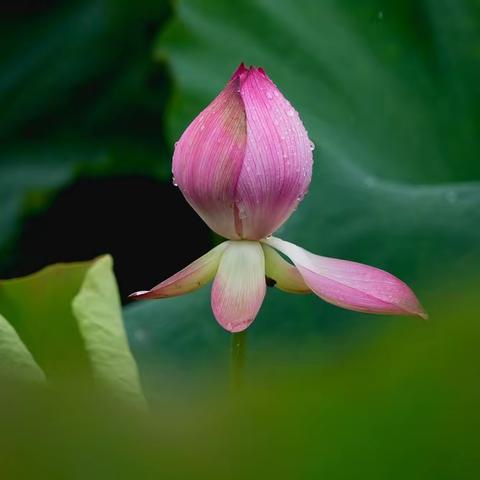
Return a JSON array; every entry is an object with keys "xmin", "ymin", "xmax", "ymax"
[{"xmin": 231, "ymin": 331, "xmax": 247, "ymax": 391}]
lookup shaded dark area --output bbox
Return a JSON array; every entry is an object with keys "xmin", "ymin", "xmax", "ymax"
[
  {"xmin": 0, "ymin": 0, "xmax": 185, "ymax": 303},
  {"xmin": 0, "ymin": 0, "xmax": 172, "ymax": 149},
  {"xmin": 0, "ymin": 0, "xmax": 62, "ymax": 18},
  {"xmin": 1, "ymin": 176, "xmax": 213, "ymax": 303}
]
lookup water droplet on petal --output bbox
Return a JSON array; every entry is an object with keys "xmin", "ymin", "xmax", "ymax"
[
  {"xmin": 286, "ymin": 108, "xmax": 294, "ymax": 117},
  {"xmin": 309, "ymin": 141, "xmax": 315, "ymax": 151},
  {"xmin": 200, "ymin": 124, "xmax": 205, "ymax": 131},
  {"xmin": 237, "ymin": 202, "xmax": 248, "ymax": 219},
  {"xmin": 273, "ymin": 90, "xmax": 279, "ymax": 97},
  {"xmin": 172, "ymin": 176, "xmax": 178, "ymax": 187}
]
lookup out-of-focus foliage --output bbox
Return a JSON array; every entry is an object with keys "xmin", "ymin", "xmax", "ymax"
[
  {"xmin": 0, "ymin": 0, "xmax": 171, "ymax": 259},
  {"xmin": 0, "ymin": 312, "xmax": 45, "ymax": 383},
  {"xmin": 0, "ymin": 256, "xmax": 145, "ymax": 406},
  {"xmin": 125, "ymin": 0, "xmax": 480, "ymax": 385},
  {"xmin": 1, "ymin": 284, "xmax": 479, "ymax": 479}
]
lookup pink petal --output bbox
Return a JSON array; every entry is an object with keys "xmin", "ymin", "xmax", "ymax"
[
  {"xmin": 129, "ymin": 242, "xmax": 228, "ymax": 300},
  {"xmin": 172, "ymin": 67, "xmax": 248, "ymax": 239},
  {"xmin": 263, "ymin": 237, "xmax": 427, "ymax": 318},
  {"xmin": 262, "ymin": 244, "xmax": 310, "ymax": 294},
  {"xmin": 235, "ymin": 67, "xmax": 313, "ymax": 239},
  {"xmin": 211, "ymin": 241, "xmax": 266, "ymax": 332}
]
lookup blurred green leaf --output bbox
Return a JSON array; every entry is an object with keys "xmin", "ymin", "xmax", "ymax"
[
  {"xmin": 0, "ymin": 313, "xmax": 45, "ymax": 383},
  {"xmin": 72, "ymin": 256, "xmax": 147, "ymax": 404},
  {"xmin": 126, "ymin": 0, "xmax": 480, "ymax": 380},
  {"xmin": 0, "ymin": 0, "xmax": 169, "ymax": 139},
  {"xmin": 1, "ymin": 283, "xmax": 479, "ymax": 479},
  {"xmin": 0, "ymin": 255, "xmax": 145, "ymax": 405}
]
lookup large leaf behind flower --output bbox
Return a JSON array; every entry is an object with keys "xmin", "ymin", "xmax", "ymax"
[{"xmin": 125, "ymin": 0, "xmax": 480, "ymax": 387}]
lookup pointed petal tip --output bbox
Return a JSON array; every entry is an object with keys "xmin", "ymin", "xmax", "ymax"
[
  {"xmin": 416, "ymin": 308, "xmax": 429, "ymax": 320},
  {"xmin": 395, "ymin": 304, "xmax": 428, "ymax": 320},
  {"xmin": 128, "ymin": 290, "xmax": 150, "ymax": 300},
  {"xmin": 231, "ymin": 62, "xmax": 249, "ymax": 79},
  {"xmin": 256, "ymin": 66, "xmax": 266, "ymax": 76},
  {"xmin": 395, "ymin": 294, "xmax": 428, "ymax": 320}
]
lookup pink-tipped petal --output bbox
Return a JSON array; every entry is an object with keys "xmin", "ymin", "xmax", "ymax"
[
  {"xmin": 262, "ymin": 244, "xmax": 310, "ymax": 294},
  {"xmin": 235, "ymin": 67, "xmax": 313, "ymax": 239},
  {"xmin": 263, "ymin": 237, "xmax": 427, "ymax": 319},
  {"xmin": 172, "ymin": 69, "xmax": 247, "ymax": 239},
  {"xmin": 211, "ymin": 241, "xmax": 266, "ymax": 332},
  {"xmin": 129, "ymin": 242, "xmax": 228, "ymax": 300}
]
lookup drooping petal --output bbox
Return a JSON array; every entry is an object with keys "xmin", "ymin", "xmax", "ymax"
[
  {"xmin": 129, "ymin": 242, "xmax": 228, "ymax": 300},
  {"xmin": 211, "ymin": 241, "xmax": 266, "ymax": 332},
  {"xmin": 263, "ymin": 237, "xmax": 427, "ymax": 318},
  {"xmin": 172, "ymin": 66, "xmax": 248, "ymax": 239},
  {"xmin": 235, "ymin": 67, "xmax": 313, "ymax": 239},
  {"xmin": 262, "ymin": 244, "xmax": 310, "ymax": 294}
]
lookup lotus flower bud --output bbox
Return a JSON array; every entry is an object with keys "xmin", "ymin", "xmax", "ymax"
[
  {"xmin": 172, "ymin": 64, "xmax": 313, "ymax": 240},
  {"xmin": 131, "ymin": 65, "xmax": 427, "ymax": 332}
]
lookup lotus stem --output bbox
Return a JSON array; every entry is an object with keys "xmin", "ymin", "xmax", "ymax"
[{"xmin": 231, "ymin": 331, "xmax": 247, "ymax": 391}]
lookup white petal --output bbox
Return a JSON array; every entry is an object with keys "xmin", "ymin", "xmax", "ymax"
[
  {"xmin": 211, "ymin": 241, "xmax": 266, "ymax": 332},
  {"xmin": 262, "ymin": 244, "xmax": 310, "ymax": 294}
]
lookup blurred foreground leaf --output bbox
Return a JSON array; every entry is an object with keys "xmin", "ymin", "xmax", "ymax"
[
  {"xmin": 0, "ymin": 313, "xmax": 45, "ymax": 383},
  {"xmin": 125, "ymin": 0, "xmax": 480, "ymax": 377},
  {"xmin": 0, "ymin": 255, "xmax": 145, "ymax": 406},
  {"xmin": 1, "ymin": 283, "xmax": 479, "ymax": 479}
]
